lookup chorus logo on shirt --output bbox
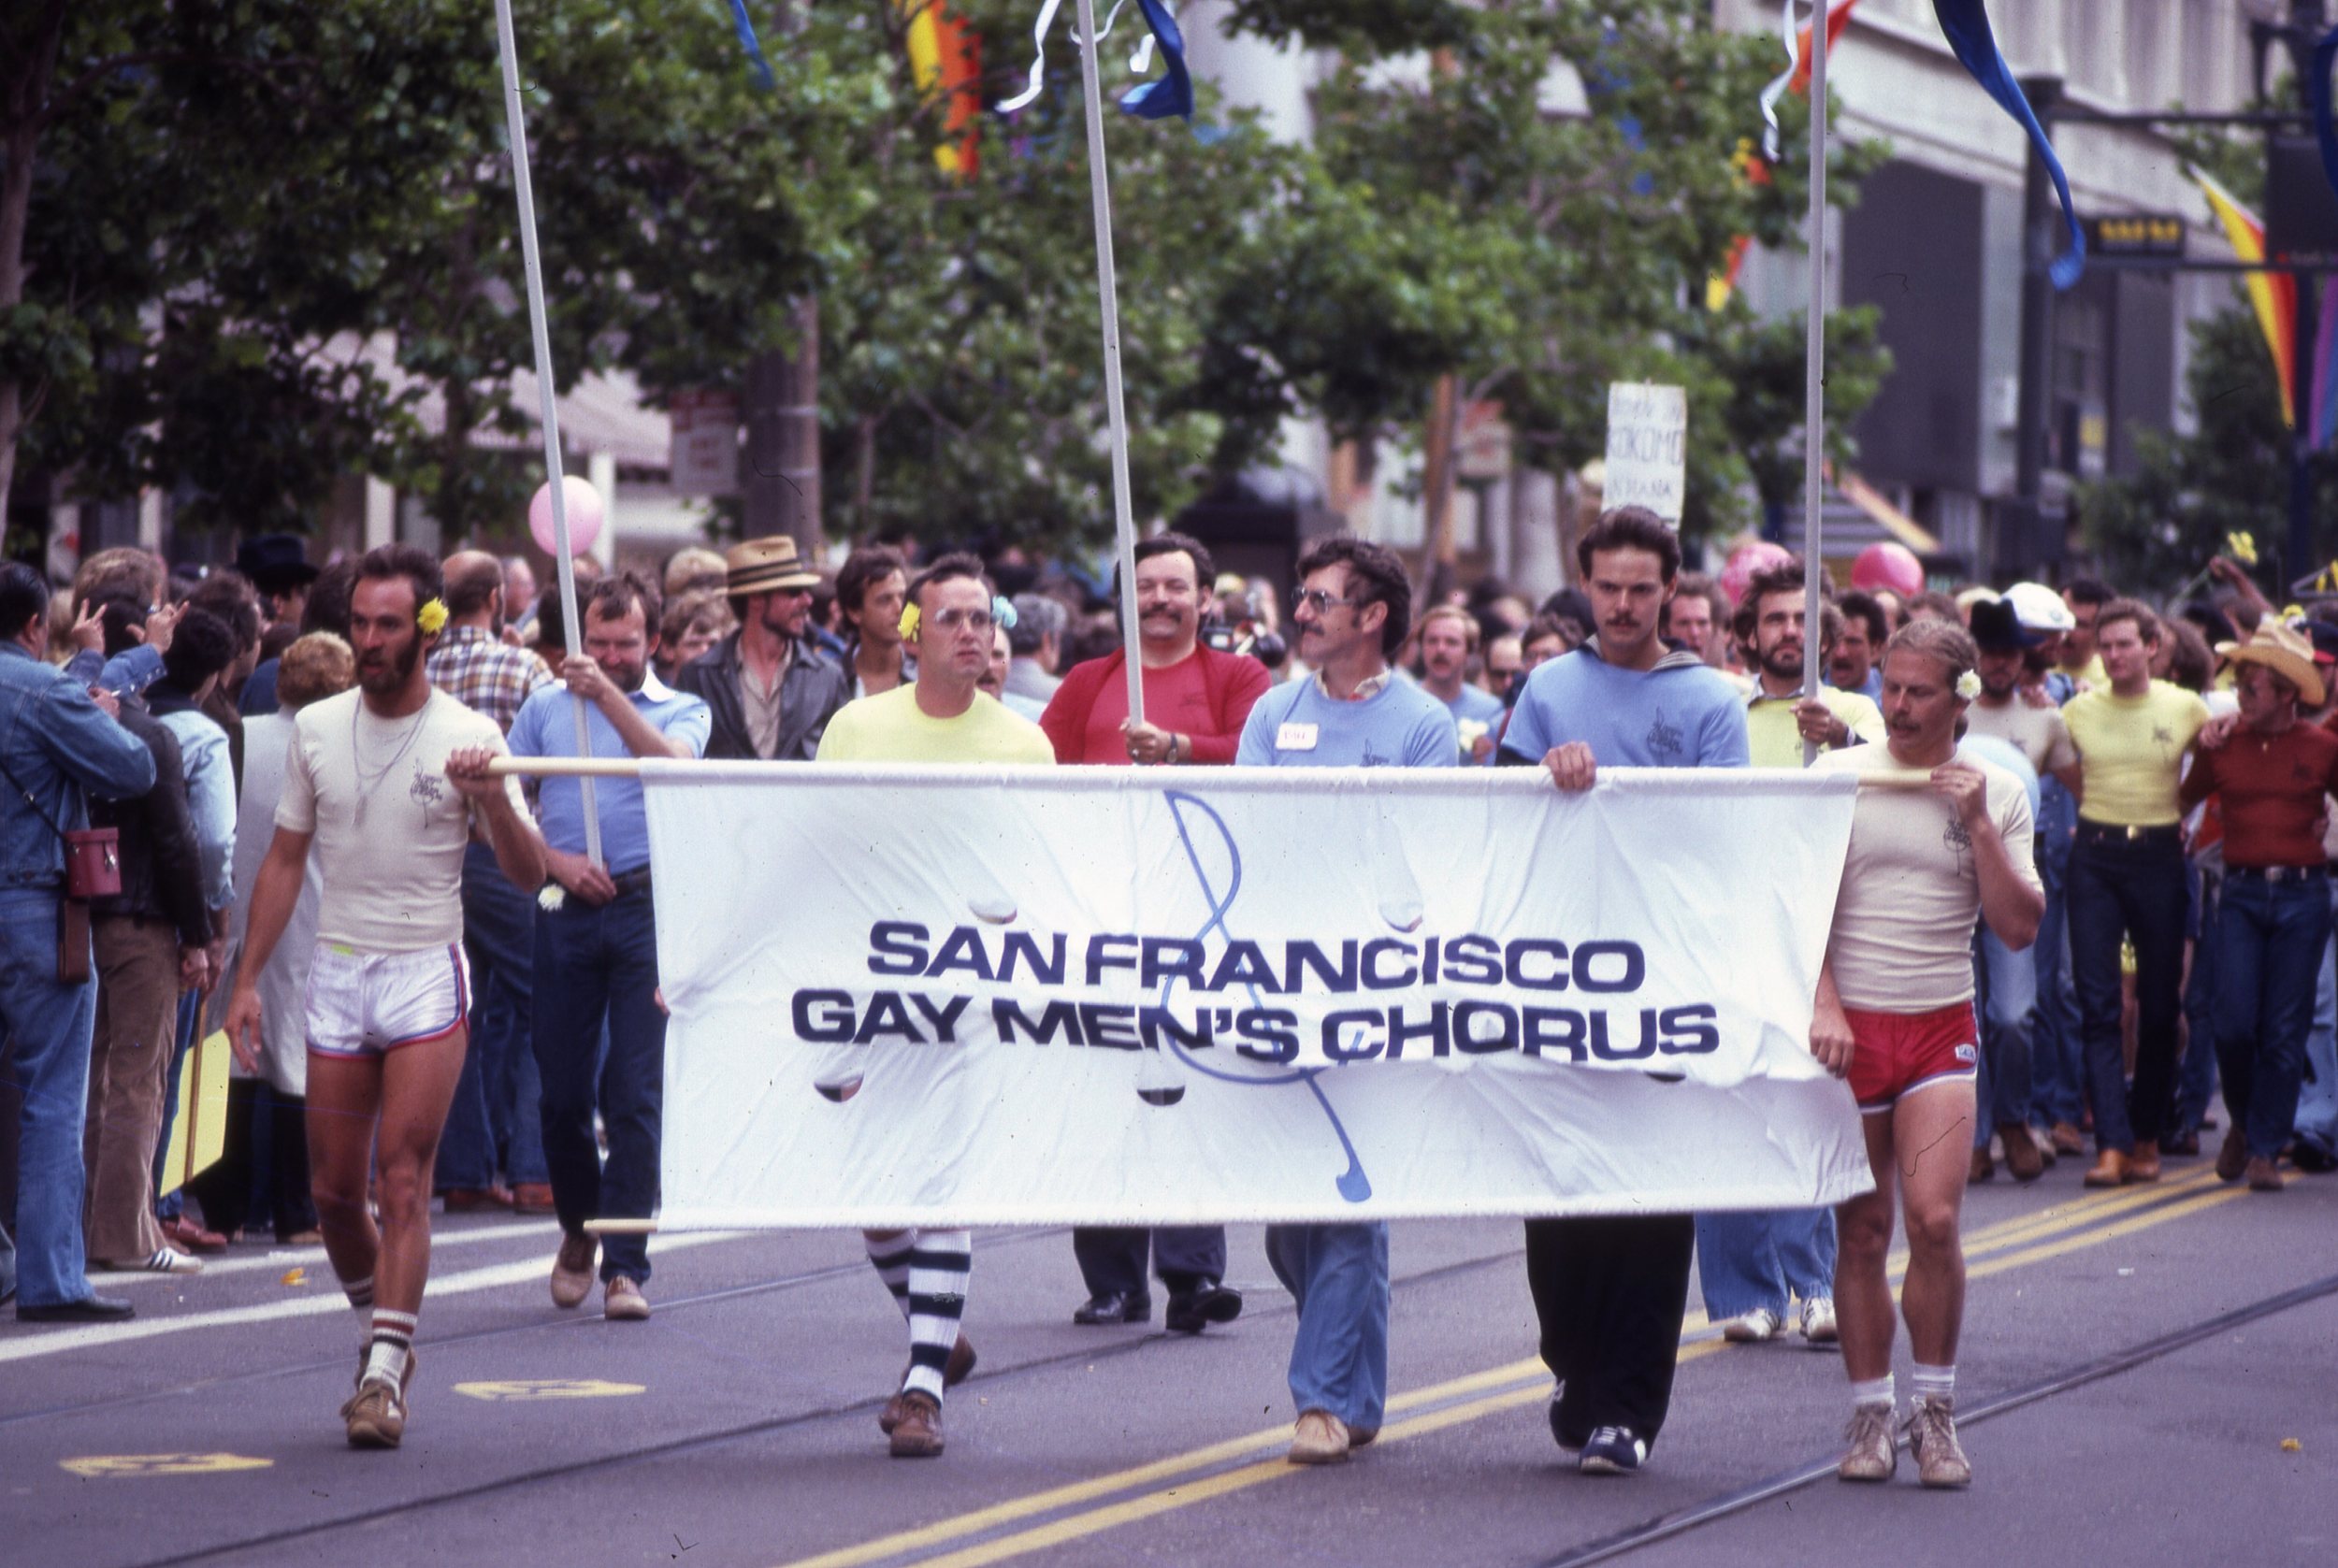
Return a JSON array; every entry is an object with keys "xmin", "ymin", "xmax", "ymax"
[
  {"xmin": 1941, "ymin": 817, "xmax": 1972, "ymax": 872},
  {"xmin": 1643, "ymin": 716, "xmax": 1683, "ymax": 761},
  {"xmin": 409, "ymin": 767, "xmax": 446, "ymax": 808}
]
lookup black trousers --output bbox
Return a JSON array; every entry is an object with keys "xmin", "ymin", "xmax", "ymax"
[
  {"xmin": 183, "ymin": 1081, "xmax": 314, "ymax": 1241},
  {"xmin": 1525, "ymin": 1213, "xmax": 1696, "ymax": 1449},
  {"xmin": 1073, "ymin": 1226, "xmax": 1227, "ymax": 1296}
]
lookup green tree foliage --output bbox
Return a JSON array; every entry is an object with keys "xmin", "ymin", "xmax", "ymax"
[
  {"xmin": 2079, "ymin": 304, "xmax": 2338, "ymax": 592},
  {"xmin": 1208, "ymin": 0, "xmax": 1891, "ymax": 547}
]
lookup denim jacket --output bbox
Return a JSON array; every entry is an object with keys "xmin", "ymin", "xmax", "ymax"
[{"xmin": 0, "ymin": 641, "xmax": 158, "ymax": 889}]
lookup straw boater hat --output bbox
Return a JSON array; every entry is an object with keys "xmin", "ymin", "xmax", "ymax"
[
  {"xmin": 2216, "ymin": 621, "xmax": 2325, "ymax": 709},
  {"xmin": 723, "ymin": 535, "xmax": 821, "ymax": 597}
]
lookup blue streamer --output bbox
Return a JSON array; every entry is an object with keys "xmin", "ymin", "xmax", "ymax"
[
  {"xmin": 1118, "ymin": 0, "xmax": 1192, "ymax": 121},
  {"xmin": 1933, "ymin": 0, "xmax": 2083, "ymax": 289},
  {"xmin": 728, "ymin": 0, "xmax": 777, "ymax": 91},
  {"xmin": 2313, "ymin": 26, "xmax": 2338, "ymax": 206}
]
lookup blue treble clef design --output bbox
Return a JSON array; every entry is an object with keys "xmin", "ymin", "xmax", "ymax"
[{"xmin": 1156, "ymin": 789, "xmax": 1372, "ymax": 1203}]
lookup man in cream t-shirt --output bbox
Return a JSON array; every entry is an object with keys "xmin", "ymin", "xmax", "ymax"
[
  {"xmin": 226, "ymin": 546, "xmax": 544, "ymax": 1451},
  {"xmin": 1808, "ymin": 619, "xmax": 2042, "ymax": 1491}
]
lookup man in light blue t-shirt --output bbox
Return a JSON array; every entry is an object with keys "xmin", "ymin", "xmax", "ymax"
[
  {"xmin": 1497, "ymin": 506, "xmax": 1752, "ymax": 1479},
  {"xmin": 1237, "ymin": 537, "xmax": 1454, "ymax": 1467},
  {"xmin": 1411, "ymin": 605, "xmax": 1505, "ymax": 761},
  {"xmin": 510, "ymin": 575, "xmax": 711, "ymax": 1323}
]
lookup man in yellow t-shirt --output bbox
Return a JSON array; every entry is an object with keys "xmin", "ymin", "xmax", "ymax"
[
  {"xmin": 1702, "ymin": 558, "xmax": 1870, "ymax": 1351},
  {"xmin": 2060, "ymin": 598, "xmax": 2209, "ymax": 1188},
  {"xmin": 1734, "ymin": 561, "xmax": 1884, "ymax": 770},
  {"xmin": 815, "ymin": 554, "xmax": 1049, "ymax": 1460}
]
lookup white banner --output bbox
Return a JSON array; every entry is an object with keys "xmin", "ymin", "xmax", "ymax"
[
  {"xmin": 1604, "ymin": 381, "xmax": 1687, "ymax": 524},
  {"xmin": 642, "ymin": 763, "xmax": 1871, "ymax": 1228}
]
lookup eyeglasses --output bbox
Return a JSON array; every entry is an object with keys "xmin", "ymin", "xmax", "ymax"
[
  {"xmin": 1294, "ymin": 588, "xmax": 1356, "ymax": 617},
  {"xmin": 928, "ymin": 608, "xmax": 995, "ymax": 635}
]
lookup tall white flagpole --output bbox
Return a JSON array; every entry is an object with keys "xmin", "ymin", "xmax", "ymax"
[
  {"xmin": 493, "ymin": 0, "xmax": 602, "ymax": 865},
  {"xmin": 1071, "ymin": 0, "xmax": 1147, "ymax": 733},
  {"xmin": 1801, "ymin": 2, "xmax": 1829, "ymax": 767}
]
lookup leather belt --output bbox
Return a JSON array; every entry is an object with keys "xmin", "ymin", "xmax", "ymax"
[
  {"xmin": 609, "ymin": 866, "xmax": 654, "ymax": 899},
  {"xmin": 2227, "ymin": 864, "xmax": 2328, "ymax": 884},
  {"xmin": 2076, "ymin": 822, "xmax": 2181, "ymax": 845}
]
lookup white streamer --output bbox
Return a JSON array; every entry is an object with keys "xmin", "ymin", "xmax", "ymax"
[
  {"xmin": 1757, "ymin": 0, "xmax": 1804, "ymax": 161},
  {"xmin": 998, "ymin": 0, "xmax": 1066, "ymax": 113}
]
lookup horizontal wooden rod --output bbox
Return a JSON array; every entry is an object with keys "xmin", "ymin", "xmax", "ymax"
[
  {"xmin": 583, "ymin": 1218, "xmax": 660, "ymax": 1235},
  {"xmin": 488, "ymin": 756, "xmax": 644, "ymax": 779}
]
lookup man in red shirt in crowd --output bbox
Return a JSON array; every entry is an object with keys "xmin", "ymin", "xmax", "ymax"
[
  {"xmin": 1039, "ymin": 531, "xmax": 1269, "ymax": 1332},
  {"xmin": 2183, "ymin": 623, "xmax": 2338, "ymax": 1191}
]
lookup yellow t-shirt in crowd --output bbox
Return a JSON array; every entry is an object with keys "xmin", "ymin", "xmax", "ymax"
[
  {"xmin": 1744, "ymin": 685, "xmax": 1885, "ymax": 770},
  {"xmin": 815, "ymin": 683, "xmax": 1055, "ymax": 766},
  {"xmin": 2059, "ymin": 652, "xmax": 2109, "ymax": 691},
  {"xmin": 2063, "ymin": 680, "xmax": 2210, "ymax": 827}
]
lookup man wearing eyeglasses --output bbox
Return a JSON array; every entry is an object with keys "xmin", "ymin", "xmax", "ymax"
[
  {"xmin": 1497, "ymin": 505, "xmax": 1752, "ymax": 1479},
  {"xmin": 815, "ymin": 553, "xmax": 1050, "ymax": 1460},
  {"xmin": 1234, "ymin": 535, "xmax": 1458, "ymax": 1467}
]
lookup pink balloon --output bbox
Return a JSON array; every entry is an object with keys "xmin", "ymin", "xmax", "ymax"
[
  {"xmin": 1850, "ymin": 541, "xmax": 1924, "ymax": 598},
  {"xmin": 528, "ymin": 476, "xmax": 605, "ymax": 557},
  {"xmin": 1718, "ymin": 539, "xmax": 1794, "ymax": 607}
]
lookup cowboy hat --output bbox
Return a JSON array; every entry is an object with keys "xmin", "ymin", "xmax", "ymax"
[
  {"xmin": 723, "ymin": 535, "xmax": 821, "ymax": 597},
  {"xmin": 2216, "ymin": 620, "xmax": 2325, "ymax": 709}
]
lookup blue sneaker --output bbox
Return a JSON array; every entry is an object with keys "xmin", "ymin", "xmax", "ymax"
[{"xmin": 1579, "ymin": 1426, "xmax": 1646, "ymax": 1475}]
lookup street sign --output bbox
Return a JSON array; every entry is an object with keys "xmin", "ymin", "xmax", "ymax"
[
  {"xmin": 2084, "ymin": 212, "xmax": 2186, "ymax": 261},
  {"xmin": 1603, "ymin": 382, "xmax": 1687, "ymax": 525},
  {"xmin": 670, "ymin": 389, "xmax": 741, "ymax": 496}
]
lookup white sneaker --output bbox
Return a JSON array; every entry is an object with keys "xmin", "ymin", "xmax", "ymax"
[
  {"xmin": 1799, "ymin": 1297, "xmax": 1839, "ymax": 1345},
  {"xmin": 101, "ymin": 1247, "xmax": 202, "ymax": 1274},
  {"xmin": 1722, "ymin": 1307, "xmax": 1784, "ymax": 1343}
]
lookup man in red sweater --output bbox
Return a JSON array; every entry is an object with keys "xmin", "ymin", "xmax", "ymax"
[
  {"xmin": 1038, "ymin": 532, "xmax": 1269, "ymax": 1332},
  {"xmin": 2183, "ymin": 623, "xmax": 2338, "ymax": 1191}
]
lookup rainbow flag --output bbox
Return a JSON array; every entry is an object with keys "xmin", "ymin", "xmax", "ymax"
[
  {"xmin": 901, "ymin": 0, "xmax": 983, "ymax": 177},
  {"xmin": 2193, "ymin": 167, "xmax": 2298, "ymax": 429}
]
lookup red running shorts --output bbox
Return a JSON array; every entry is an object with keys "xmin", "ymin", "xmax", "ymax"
[{"xmin": 1842, "ymin": 1000, "xmax": 1980, "ymax": 1114}]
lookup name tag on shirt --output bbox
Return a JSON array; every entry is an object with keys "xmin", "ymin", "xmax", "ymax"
[{"xmin": 1276, "ymin": 722, "xmax": 1320, "ymax": 753}]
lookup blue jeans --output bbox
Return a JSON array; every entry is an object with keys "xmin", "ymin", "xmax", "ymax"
[
  {"xmin": 2215, "ymin": 872, "xmax": 2332, "ymax": 1159},
  {"xmin": 533, "ymin": 885, "xmax": 663, "ymax": 1283},
  {"xmin": 2028, "ymin": 783, "xmax": 2085, "ymax": 1128},
  {"xmin": 440, "ymin": 843, "xmax": 545, "ymax": 1189},
  {"xmin": 1695, "ymin": 1207, "xmax": 1835, "ymax": 1320},
  {"xmin": 0, "ymin": 890, "xmax": 100, "ymax": 1308},
  {"xmin": 2301, "ymin": 883, "xmax": 2338, "ymax": 1158},
  {"xmin": 1972, "ymin": 925, "xmax": 2037, "ymax": 1145},
  {"xmin": 2068, "ymin": 828, "xmax": 2189, "ymax": 1151},
  {"xmin": 2174, "ymin": 863, "xmax": 2222, "ymax": 1137},
  {"xmin": 1264, "ymin": 1222, "xmax": 1389, "ymax": 1431}
]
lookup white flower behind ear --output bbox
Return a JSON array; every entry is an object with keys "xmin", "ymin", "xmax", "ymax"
[{"xmin": 1955, "ymin": 670, "xmax": 1983, "ymax": 701}]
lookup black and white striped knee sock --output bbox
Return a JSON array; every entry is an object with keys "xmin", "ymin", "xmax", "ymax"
[
  {"xmin": 902, "ymin": 1229, "xmax": 971, "ymax": 1405},
  {"xmin": 864, "ymin": 1231, "xmax": 916, "ymax": 1322},
  {"xmin": 363, "ymin": 1309, "xmax": 416, "ymax": 1389}
]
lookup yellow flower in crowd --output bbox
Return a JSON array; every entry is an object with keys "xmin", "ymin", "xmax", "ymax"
[
  {"xmin": 417, "ymin": 597, "xmax": 450, "ymax": 634},
  {"xmin": 899, "ymin": 603, "xmax": 921, "ymax": 640},
  {"xmin": 2227, "ymin": 530, "xmax": 2259, "ymax": 567}
]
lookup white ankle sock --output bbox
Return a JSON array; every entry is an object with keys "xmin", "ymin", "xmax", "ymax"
[
  {"xmin": 364, "ymin": 1309, "xmax": 417, "ymax": 1388},
  {"xmin": 1911, "ymin": 1363, "xmax": 1955, "ymax": 1404},
  {"xmin": 1850, "ymin": 1374, "xmax": 1895, "ymax": 1412},
  {"xmin": 344, "ymin": 1275, "xmax": 376, "ymax": 1342}
]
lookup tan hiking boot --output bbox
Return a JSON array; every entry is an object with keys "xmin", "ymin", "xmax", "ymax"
[
  {"xmin": 1907, "ymin": 1395, "xmax": 1971, "ymax": 1488},
  {"xmin": 889, "ymin": 1390, "xmax": 944, "ymax": 1458},
  {"xmin": 2127, "ymin": 1140, "xmax": 2162, "ymax": 1182},
  {"xmin": 550, "ymin": 1232, "xmax": 597, "ymax": 1309},
  {"xmin": 1289, "ymin": 1408, "xmax": 1350, "ymax": 1464},
  {"xmin": 1999, "ymin": 1123, "xmax": 2044, "ymax": 1182},
  {"xmin": 2082, "ymin": 1148, "xmax": 2130, "ymax": 1187},
  {"xmin": 1838, "ymin": 1403, "xmax": 1896, "ymax": 1483}
]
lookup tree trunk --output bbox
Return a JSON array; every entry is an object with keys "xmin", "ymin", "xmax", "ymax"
[
  {"xmin": 0, "ymin": 5, "xmax": 67, "ymax": 522},
  {"xmin": 1420, "ymin": 374, "xmax": 1461, "ymax": 585},
  {"xmin": 744, "ymin": 297, "xmax": 821, "ymax": 549}
]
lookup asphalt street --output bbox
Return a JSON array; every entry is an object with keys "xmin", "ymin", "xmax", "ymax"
[{"xmin": 4, "ymin": 1138, "xmax": 2331, "ymax": 1568}]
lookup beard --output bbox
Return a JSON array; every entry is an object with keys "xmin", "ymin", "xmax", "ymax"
[
  {"xmin": 356, "ymin": 631, "xmax": 422, "ymax": 695},
  {"xmin": 1759, "ymin": 642, "xmax": 1805, "ymax": 682}
]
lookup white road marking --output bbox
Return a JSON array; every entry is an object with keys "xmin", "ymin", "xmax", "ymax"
[
  {"xmin": 0, "ymin": 1231, "xmax": 747, "ymax": 1366},
  {"xmin": 86, "ymin": 1220, "xmax": 563, "ymax": 1286}
]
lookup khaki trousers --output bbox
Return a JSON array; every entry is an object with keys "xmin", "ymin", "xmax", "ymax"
[{"xmin": 83, "ymin": 916, "xmax": 181, "ymax": 1263}]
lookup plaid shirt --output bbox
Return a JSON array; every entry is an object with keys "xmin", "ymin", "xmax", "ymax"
[{"xmin": 427, "ymin": 625, "xmax": 554, "ymax": 735}]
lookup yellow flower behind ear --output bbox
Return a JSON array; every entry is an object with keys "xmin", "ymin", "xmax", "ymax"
[
  {"xmin": 417, "ymin": 597, "xmax": 450, "ymax": 634},
  {"xmin": 2227, "ymin": 530, "xmax": 2259, "ymax": 567},
  {"xmin": 899, "ymin": 603, "xmax": 920, "ymax": 640}
]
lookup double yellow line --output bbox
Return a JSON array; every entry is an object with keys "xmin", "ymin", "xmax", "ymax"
[{"xmin": 781, "ymin": 1166, "xmax": 2247, "ymax": 1568}]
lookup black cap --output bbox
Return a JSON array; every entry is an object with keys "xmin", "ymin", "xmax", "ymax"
[
  {"xmin": 1968, "ymin": 597, "xmax": 2040, "ymax": 652},
  {"xmin": 234, "ymin": 535, "xmax": 320, "ymax": 593}
]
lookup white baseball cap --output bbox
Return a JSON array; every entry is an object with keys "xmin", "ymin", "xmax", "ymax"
[{"xmin": 2004, "ymin": 581, "xmax": 2076, "ymax": 633}]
